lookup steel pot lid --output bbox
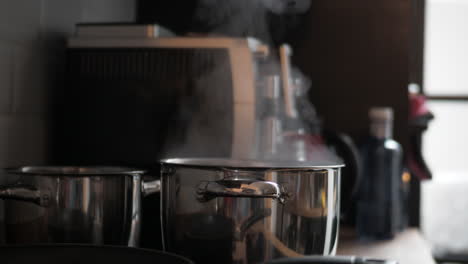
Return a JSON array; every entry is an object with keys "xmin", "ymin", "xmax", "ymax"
[
  {"xmin": 4, "ymin": 166, "xmax": 146, "ymax": 176},
  {"xmin": 161, "ymin": 158, "xmax": 344, "ymax": 169}
]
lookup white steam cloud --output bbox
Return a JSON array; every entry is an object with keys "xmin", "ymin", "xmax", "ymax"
[{"xmin": 161, "ymin": 0, "xmax": 342, "ymax": 165}]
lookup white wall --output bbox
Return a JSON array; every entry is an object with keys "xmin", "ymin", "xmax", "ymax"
[
  {"xmin": 422, "ymin": 0, "xmax": 468, "ymax": 254},
  {"xmin": 424, "ymin": 0, "xmax": 468, "ymax": 95}
]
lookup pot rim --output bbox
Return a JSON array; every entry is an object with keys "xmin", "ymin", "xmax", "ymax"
[
  {"xmin": 4, "ymin": 166, "xmax": 146, "ymax": 176},
  {"xmin": 160, "ymin": 158, "xmax": 345, "ymax": 169}
]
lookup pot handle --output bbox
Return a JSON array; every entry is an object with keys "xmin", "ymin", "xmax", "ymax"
[
  {"xmin": 0, "ymin": 183, "xmax": 50, "ymax": 207},
  {"xmin": 197, "ymin": 179, "xmax": 289, "ymax": 203},
  {"xmin": 141, "ymin": 179, "xmax": 161, "ymax": 197}
]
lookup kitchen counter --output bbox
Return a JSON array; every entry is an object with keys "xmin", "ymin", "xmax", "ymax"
[{"xmin": 337, "ymin": 228, "xmax": 436, "ymax": 264}]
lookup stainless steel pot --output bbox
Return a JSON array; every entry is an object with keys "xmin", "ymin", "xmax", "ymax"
[
  {"xmin": 0, "ymin": 166, "xmax": 160, "ymax": 246},
  {"xmin": 160, "ymin": 158, "xmax": 343, "ymax": 264}
]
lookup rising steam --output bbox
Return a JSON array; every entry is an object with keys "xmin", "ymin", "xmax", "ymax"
[{"xmin": 161, "ymin": 0, "xmax": 342, "ymax": 165}]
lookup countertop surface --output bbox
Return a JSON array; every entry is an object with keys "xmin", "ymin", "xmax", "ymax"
[{"xmin": 337, "ymin": 228, "xmax": 436, "ymax": 264}]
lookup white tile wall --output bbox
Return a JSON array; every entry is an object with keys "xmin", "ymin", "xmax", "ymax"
[
  {"xmin": 0, "ymin": 0, "xmax": 41, "ymax": 43},
  {"xmin": 0, "ymin": 0, "xmax": 136, "ymax": 243},
  {"xmin": 0, "ymin": 115, "xmax": 48, "ymax": 166},
  {"xmin": 0, "ymin": 43, "xmax": 12, "ymax": 114},
  {"xmin": 0, "ymin": 116, "xmax": 8, "ymax": 166},
  {"xmin": 0, "ymin": 114, "xmax": 6, "ymax": 242},
  {"xmin": 13, "ymin": 44, "xmax": 49, "ymax": 114},
  {"xmin": 0, "ymin": 0, "xmax": 137, "ymax": 161},
  {"xmin": 81, "ymin": 0, "xmax": 136, "ymax": 23}
]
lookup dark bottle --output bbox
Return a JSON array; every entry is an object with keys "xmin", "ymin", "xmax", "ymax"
[{"xmin": 356, "ymin": 107, "xmax": 403, "ymax": 240}]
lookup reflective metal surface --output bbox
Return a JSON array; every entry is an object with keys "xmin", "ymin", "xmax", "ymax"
[
  {"xmin": 160, "ymin": 158, "xmax": 341, "ymax": 264},
  {"xmin": 196, "ymin": 179, "xmax": 288, "ymax": 203},
  {"xmin": 5, "ymin": 166, "xmax": 145, "ymax": 175},
  {"xmin": 0, "ymin": 184, "xmax": 50, "ymax": 206},
  {"xmin": 161, "ymin": 158, "xmax": 344, "ymax": 169},
  {"xmin": 0, "ymin": 166, "xmax": 146, "ymax": 246},
  {"xmin": 141, "ymin": 179, "xmax": 161, "ymax": 196},
  {"xmin": 266, "ymin": 256, "xmax": 398, "ymax": 264}
]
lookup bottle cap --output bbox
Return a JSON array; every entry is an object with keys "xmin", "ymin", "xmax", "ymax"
[
  {"xmin": 369, "ymin": 107, "xmax": 394, "ymax": 121},
  {"xmin": 408, "ymin": 83, "xmax": 420, "ymax": 94}
]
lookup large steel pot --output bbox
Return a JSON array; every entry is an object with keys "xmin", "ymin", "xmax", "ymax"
[
  {"xmin": 0, "ymin": 166, "xmax": 159, "ymax": 246},
  {"xmin": 160, "ymin": 158, "xmax": 343, "ymax": 264}
]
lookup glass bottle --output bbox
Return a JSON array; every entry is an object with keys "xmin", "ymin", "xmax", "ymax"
[{"xmin": 356, "ymin": 107, "xmax": 403, "ymax": 240}]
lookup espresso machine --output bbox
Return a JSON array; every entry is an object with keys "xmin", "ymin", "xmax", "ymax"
[{"xmin": 55, "ymin": 35, "xmax": 271, "ymax": 166}]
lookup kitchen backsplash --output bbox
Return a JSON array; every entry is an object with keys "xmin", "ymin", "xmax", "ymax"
[{"xmin": 0, "ymin": 0, "xmax": 136, "ymax": 243}]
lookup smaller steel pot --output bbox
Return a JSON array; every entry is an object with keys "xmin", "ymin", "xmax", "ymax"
[{"xmin": 0, "ymin": 166, "xmax": 160, "ymax": 246}]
